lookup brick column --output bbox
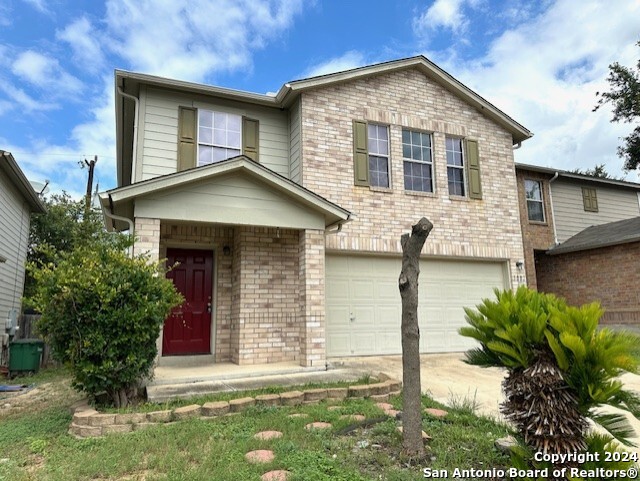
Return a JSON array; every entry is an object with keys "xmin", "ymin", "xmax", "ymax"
[
  {"xmin": 298, "ymin": 229, "xmax": 326, "ymax": 367},
  {"xmin": 133, "ymin": 217, "xmax": 160, "ymax": 263}
]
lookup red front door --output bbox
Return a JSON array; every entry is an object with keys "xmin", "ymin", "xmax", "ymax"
[{"xmin": 163, "ymin": 248, "xmax": 213, "ymax": 355}]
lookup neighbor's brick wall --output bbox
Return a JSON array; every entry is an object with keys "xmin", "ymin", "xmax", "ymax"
[
  {"xmin": 159, "ymin": 223, "xmax": 234, "ymax": 362},
  {"xmin": 299, "ymin": 68, "xmax": 525, "ymax": 287},
  {"xmin": 536, "ymin": 242, "xmax": 640, "ymax": 323},
  {"xmin": 515, "ymin": 169, "xmax": 556, "ymax": 289},
  {"xmin": 231, "ymin": 226, "xmax": 301, "ymax": 365},
  {"xmin": 298, "ymin": 229, "xmax": 326, "ymax": 367}
]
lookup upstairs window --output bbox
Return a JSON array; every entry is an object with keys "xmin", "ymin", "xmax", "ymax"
[
  {"xmin": 352, "ymin": 120, "xmax": 390, "ymax": 188},
  {"xmin": 198, "ymin": 110, "xmax": 241, "ymax": 166},
  {"xmin": 403, "ymin": 129, "xmax": 433, "ymax": 192},
  {"xmin": 446, "ymin": 137, "xmax": 465, "ymax": 196},
  {"xmin": 367, "ymin": 124, "xmax": 390, "ymax": 188},
  {"xmin": 582, "ymin": 187, "xmax": 598, "ymax": 212},
  {"xmin": 525, "ymin": 179, "xmax": 545, "ymax": 222}
]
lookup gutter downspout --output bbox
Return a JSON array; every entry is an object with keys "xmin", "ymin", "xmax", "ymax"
[
  {"xmin": 325, "ymin": 215, "xmax": 354, "ymax": 234},
  {"xmin": 548, "ymin": 172, "xmax": 560, "ymax": 245},
  {"xmin": 117, "ymin": 86, "xmax": 140, "ymax": 184},
  {"xmin": 103, "ymin": 195, "xmax": 135, "ymax": 257}
]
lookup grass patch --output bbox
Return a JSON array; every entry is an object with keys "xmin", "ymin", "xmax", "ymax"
[{"xmin": 0, "ymin": 368, "xmax": 513, "ymax": 481}]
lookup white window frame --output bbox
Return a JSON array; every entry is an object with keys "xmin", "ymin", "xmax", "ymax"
[
  {"xmin": 525, "ymin": 179, "xmax": 545, "ymax": 222},
  {"xmin": 402, "ymin": 129, "xmax": 434, "ymax": 193},
  {"xmin": 367, "ymin": 123, "xmax": 390, "ymax": 188},
  {"xmin": 446, "ymin": 136, "xmax": 466, "ymax": 197},
  {"xmin": 197, "ymin": 109, "xmax": 242, "ymax": 166}
]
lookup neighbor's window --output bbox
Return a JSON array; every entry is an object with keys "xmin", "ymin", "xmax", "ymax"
[
  {"xmin": 403, "ymin": 129, "xmax": 433, "ymax": 192},
  {"xmin": 525, "ymin": 179, "xmax": 545, "ymax": 222},
  {"xmin": 446, "ymin": 136, "xmax": 465, "ymax": 196},
  {"xmin": 367, "ymin": 124, "xmax": 390, "ymax": 188},
  {"xmin": 198, "ymin": 110, "xmax": 241, "ymax": 166},
  {"xmin": 582, "ymin": 187, "xmax": 599, "ymax": 212}
]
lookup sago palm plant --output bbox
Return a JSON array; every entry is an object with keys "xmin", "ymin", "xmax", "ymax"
[{"xmin": 460, "ymin": 286, "xmax": 640, "ymax": 456}]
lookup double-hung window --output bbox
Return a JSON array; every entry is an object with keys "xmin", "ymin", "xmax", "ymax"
[
  {"xmin": 197, "ymin": 110, "xmax": 242, "ymax": 166},
  {"xmin": 402, "ymin": 129, "xmax": 433, "ymax": 192},
  {"xmin": 525, "ymin": 179, "xmax": 545, "ymax": 222},
  {"xmin": 367, "ymin": 124, "xmax": 390, "ymax": 188},
  {"xmin": 446, "ymin": 137, "xmax": 465, "ymax": 196}
]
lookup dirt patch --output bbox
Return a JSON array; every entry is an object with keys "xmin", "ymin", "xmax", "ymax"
[{"xmin": 0, "ymin": 377, "xmax": 81, "ymax": 418}]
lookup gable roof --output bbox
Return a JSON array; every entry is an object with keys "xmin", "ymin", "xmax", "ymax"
[
  {"xmin": 0, "ymin": 151, "xmax": 46, "ymax": 213},
  {"xmin": 548, "ymin": 216, "xmax": 640, "ymax": 255},
  {"xmin": 116, "ymin": 56, "xmax": 533, "ymax": 187},
  {"xmin": 100, "ymin": 155, "xmax": 351, "ymax": 231},
  {"xmin": 515, "ymin": 162, "xmax": 640, "ymax": 191}
]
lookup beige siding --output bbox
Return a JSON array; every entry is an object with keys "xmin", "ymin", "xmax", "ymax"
[
  {"xmin": 552, "ymin": 179, "xmax": 640, "ymax": 243},
  {"xmin": 0, "ymin": 170, "xmax": 32, "ymax": 323},
  {"xmin": 138, "ymin": 88, "xmax": 290, "ymax": 182},
  {"xmin": 134, "ymin": 173, "xmax": 325, "ymax": 230},
  {"xmin": 289, "ymin": 98, "xmax": 301, "ymax": 183}
]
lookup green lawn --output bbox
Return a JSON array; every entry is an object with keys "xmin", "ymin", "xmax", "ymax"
[{"xmin": 0, "ymin": 368, "xmax": 512, "ymax": 481}]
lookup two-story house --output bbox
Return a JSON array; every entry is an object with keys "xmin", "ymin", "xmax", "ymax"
[
  {"xmin": 100, "ymin": 56, "xmax": 532, "ymax": 368},
  {"xmin": 516, "ymin": 163, "xmax": 640, "ymax": 323}
]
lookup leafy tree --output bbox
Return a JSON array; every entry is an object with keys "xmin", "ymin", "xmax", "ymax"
[
  {"xmin": 570, "ymin": 163, "xmax": 624, "ymax": 180},
  {"xmin": 30, "ymin": 240, "xmax": 183, "ymax": 407},
  {"xmin": 594, "ymin": 40, "xmax": 640, "ymax": 172},
  {"xmin": 25, "ymin": 193, "xmax": 111, "ymax": 301},
  {"xmin": 460, "ymin": 287, "xmax": 640, "ymax": 461}
]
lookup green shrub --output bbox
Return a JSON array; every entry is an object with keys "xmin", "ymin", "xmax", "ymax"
[
  {"xmin": 30, "ymin": 240, "xmax": 183, "ymax": 407},
  {"xmin": 460, "ymin": 287, "xmax": 640, "ymax": 457}
]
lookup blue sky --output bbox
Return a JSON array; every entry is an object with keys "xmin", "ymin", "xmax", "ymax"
[{"xmin": 1, "ymin": 0, "xmax": 639, "ymax": 197}]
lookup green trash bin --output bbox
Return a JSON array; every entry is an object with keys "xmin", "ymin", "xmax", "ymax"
[{"xmin": 9, "ymin": 339, "xmax": 44, "ymax": 377}]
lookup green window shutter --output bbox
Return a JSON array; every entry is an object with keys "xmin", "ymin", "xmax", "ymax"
[
  {"xmin": 465, "ymin": 139, "xmax": 482, "ymax": 199},
  {"xmin": 242, "ymin": 117, "xmax": 259, "ymax": 161},
  {"xmin": 353, "ymin": 120, "xmax": 369, "ymax": 186},
  {"xmin": 177, "ymin": 107, "xmax": 196, "ymax": 171}
]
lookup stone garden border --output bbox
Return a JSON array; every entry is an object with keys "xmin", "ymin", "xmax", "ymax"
[{"xmin": 68, "ymin": 377, "xmax": 402, "ymax": 438}]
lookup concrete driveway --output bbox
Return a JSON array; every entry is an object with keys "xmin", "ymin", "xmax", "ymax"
[{"xmin": 330, "ymin": 353, "xmax": 640, "ymax": 452}]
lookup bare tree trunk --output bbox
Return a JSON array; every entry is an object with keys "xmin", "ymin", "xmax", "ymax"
[{"xmin": 399, "ymin": 217, "xmax": 433, "ymax": 457}]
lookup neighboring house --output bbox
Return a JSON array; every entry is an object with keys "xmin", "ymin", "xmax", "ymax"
[
  {"xmin": 516, "ymin": 163, "xmax": 640, "ymax": 323},
  {"xmin": 100, "ymin": 56, "xmax": 532, "ymax": 367},
  {"xmin": 0, "ymin": 151, "xmax": 46, "ymax": 341}
]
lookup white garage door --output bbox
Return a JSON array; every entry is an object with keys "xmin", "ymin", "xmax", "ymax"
[{"xmin": 326, "ymin": 255, "xmax": 507, "ymax": 357}]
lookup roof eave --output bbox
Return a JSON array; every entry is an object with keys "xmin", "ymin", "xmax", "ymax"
[{"xmin": 0, "ymin": 151, "xmax": 46, "ymax": 213}]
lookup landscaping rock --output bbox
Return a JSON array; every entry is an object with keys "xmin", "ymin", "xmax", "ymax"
[
  {"xmin": 348, "ymin": 385, "xmax": 370, "ymax": 398},
  {"xmin": 69, "ymin": 424, "xmax": 102, "ymax": 438},
  {"xmin": 368, "ymin": 383, "xmax": 390, "ymax": 396},
  {"xmin": 202, "ymin": 401, "xmax": 230, "ymax": 416},
  {"xmin": 305, "ymin": 422, "xmax": 332, "ymax": 430},
  {"xmin": 375, "ymin": 402, "xmax": 394, "ymax": 411},
  {"xmin": 326, "ymin": 387, "xmax": 348, "ymax": 399},
  {"xmin": 424, "ymin": 408, "xmax": 448, "ymax": 418},
  {"xmin": 147, "ymin": 410, "xmax": 172, "ymax": 423},
  {"xmin": 370, "ymin": 394, "xmax": 389, "ymax": 402},
  {"xmin": 340, "ymin": 414, "xmax": 366, "ymax": 422},
  {"xmin": 245, "ymin": 450, "xmax": 275, "ymax": 464},
  {"xmin": 254, "ymin": 430, "xmax": 283, "ymax": 440},
  {"xmin": 229, "ymin": 397, "xmax": 255, "ymax": 413},
  {"xmin": 384, "ymin": 379, "xmax": 402, "ymax": 392},
  {"xmin": 173, "ymin": 404, "xmax": 201, "ymax": 420},
  {"xmin": 73, "ymin": 409, "xmax": 99, "ymax": 426},
  {"xmin": 88, "ymin": 413, "xmax": 116, "ymax": 427},
  {"xmin": 69, "ymin": 399, "xmax": 91, "ymax": 414},
  {"xmin": 255, "ymin": 394, "xmax": 280, "ymax": 407},
  {"xmin": 303, "ymin": 388, "xmax": 327, "ymax": 403},
  {"xmin": 280, "ymin": 391, "xmax": 304, "ymax": 406},
  {"xmin": 261, "ymin": 470, "xmax": 290, "ymax": 481}
]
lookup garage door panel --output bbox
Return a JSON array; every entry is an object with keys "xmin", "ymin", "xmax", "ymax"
[{"xmin": 326, "ymin": 255, "xmax": 506, "ymax": 356}]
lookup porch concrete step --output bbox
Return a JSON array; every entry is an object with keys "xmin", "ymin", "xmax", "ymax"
[{"xmin": 145, "ymin": 368, "xmax": 368, "ymax": 403}]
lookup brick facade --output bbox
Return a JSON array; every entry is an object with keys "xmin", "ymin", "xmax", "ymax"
[
  {"xmin": 536, "ymin": 242, "xmax": 640, "ymax": 324},
  {"xmin": 514, "ymin": 168, "xmax": 556, "ymax": 289},
  {"xmin": 299, "ymin": 68, "xmax": 525, "ymax": 287}
]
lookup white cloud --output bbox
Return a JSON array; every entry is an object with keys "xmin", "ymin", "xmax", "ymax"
[
  {"xmin": 414, "ymin": 0, "xmax": 483, "ymax": 39},
  {"xmin": 57, "ymin": 17, "xmax": 105, "ymax": 72},
  {"xmin": 102, "ymin": 0, "xmax": 305, "ymax": 82},
  {"xmin": 424, "ymin": 0, "xmax": 640, "ymax": 181},
  {"xmin": 0, "ymin": 81, "xmax": 57, "ymax": 112},
  {"xmin": 11, "ymin": 50, "xmax": 84, "ymax": 94},
  {"xmin": 20, "ymin": 0, "xmax": 49, "ymax": 14},
  {"xmin": 301, "ymin": 51, "xmax": 367, "ymax": 79}
]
